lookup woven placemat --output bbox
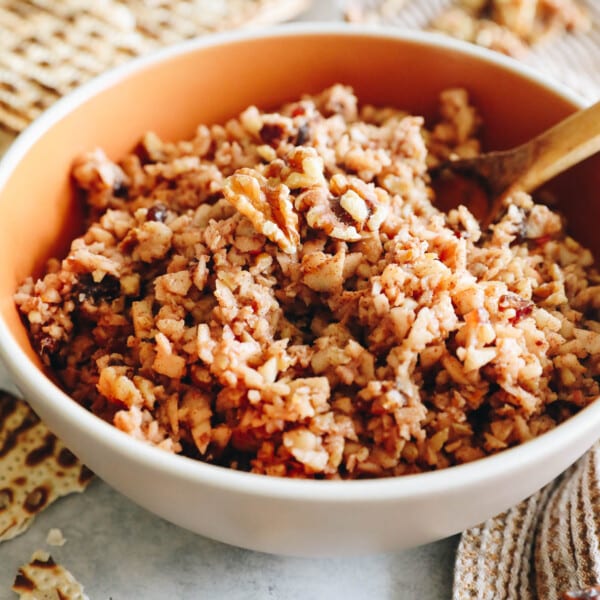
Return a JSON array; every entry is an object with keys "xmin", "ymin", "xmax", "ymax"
[{"xmin": 0, "ymin": 0, "xmax": 311, "ymax": 133}]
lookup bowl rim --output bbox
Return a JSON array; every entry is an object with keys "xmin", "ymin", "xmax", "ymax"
[{"xmin": 0, "ymin": 22, "xmax": 595, "ymax": 503}]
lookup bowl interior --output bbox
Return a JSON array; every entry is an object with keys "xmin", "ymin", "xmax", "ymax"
[{"xmin": 1, "ymin": 28, "xmax": 598, "ymax": 382}]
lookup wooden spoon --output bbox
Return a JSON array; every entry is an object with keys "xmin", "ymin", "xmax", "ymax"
[{"xmin": 431, "ymin": 99, "xmax": 600, "ymax": 227}]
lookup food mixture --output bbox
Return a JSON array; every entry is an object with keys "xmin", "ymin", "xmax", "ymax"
[{"xmin": 15, "ymin": 85, "xmax": 600, "ymax": 479}]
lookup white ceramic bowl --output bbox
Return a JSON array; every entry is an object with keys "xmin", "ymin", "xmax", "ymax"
[{"xmin": 1, "ymin": 24, "xmax": 599, "ymax": 557}]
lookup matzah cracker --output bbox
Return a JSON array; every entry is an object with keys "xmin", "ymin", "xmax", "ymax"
[
  {"xmin": 12, "ymin": 550, "xmax": 88, "ymax": 600},
  {"xmin": 0, "ymin": 390, "xmax": 93, "ymax": 542},
  {"xmin": 0, "ymin": 0, "xmax": 311, "ymax": 133}
]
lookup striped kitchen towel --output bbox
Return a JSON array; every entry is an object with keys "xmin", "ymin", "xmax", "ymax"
[{"xmin": 453, "ymin": 443, "xmax": 600, "ymax": 599}]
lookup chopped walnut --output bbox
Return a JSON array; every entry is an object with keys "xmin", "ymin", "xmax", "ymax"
[
  {"xmin": 223, "ymin": 168, "xmax": 300, "ymax": 253},
  {"xmin": 301, "ymin": 250, "xmax": 346, "ymax": 293}
]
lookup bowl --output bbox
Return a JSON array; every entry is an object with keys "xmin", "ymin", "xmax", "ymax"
[{"xmin": 1, "ymin": 24, "xmax": 600, "ymax": 557}]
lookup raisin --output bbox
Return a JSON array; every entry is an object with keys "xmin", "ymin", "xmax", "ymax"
[
  {"xmin": 73, "ymin": 273, "xmax": 121, "ymax": 304},
  {"xmin": 546, "ymin": 400, "xmax": 575, "ymax": 423},
  {"xmin": 134, "ymin": 141, "xmax": 154, "ymax": 165},
  {"xmin": 146, "ymin": 202, "xmax": 168, "ymax": 222},
  {"xmin": 113, "ymin": 181, "xmax": 129, "ymax": 199},
  {"xmin": 203, "ymin": 193, "xmax": 222, "ymax": 205},
  {"xmin": 468, "ymin": 402, "xmax": 492, "ymax": 436},
  {"xmin": 34, "ymin": 335, "xmax": 66, "ymax": 370},
  {"xmin": 38, "ymin": 335, "xmax": 59, "ymax": 356},
  {"xmin": 295, "ymin": 123, "xmax": 310, "ymax": 145},
  {"xmin": 259, "ymin": 122, "xmax": 285, "ymax": 147}
]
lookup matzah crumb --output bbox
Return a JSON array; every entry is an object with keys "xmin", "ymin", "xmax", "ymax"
[{"xmin": 46, "ymin": 528, "xmax": 66, "ymax": 547}]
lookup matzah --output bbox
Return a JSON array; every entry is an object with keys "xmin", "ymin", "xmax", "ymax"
[
  {"xmin": 0, "ymin": 390, "xmax": 93, "ymax": 542},
  {"xmin": 0, "ymin": 0, "xmax": 311, "ymax": 133},
  {"xmin": 12, "ymin": 550, "xmax": 88, "ymax": 600}
]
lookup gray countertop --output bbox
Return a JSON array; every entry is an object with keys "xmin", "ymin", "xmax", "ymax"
[{"xmin": 0, "ymin": 4, "xmax": 459, "ymax": 598}]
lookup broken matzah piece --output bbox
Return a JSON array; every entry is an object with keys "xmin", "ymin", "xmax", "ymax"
[
  {"xmin": 12, "ymin": 550, "xmax": 88, "ymax": 600},
  {"xmin": 0, "ymin": 390, "xmax": 93, "ymax": 542}
]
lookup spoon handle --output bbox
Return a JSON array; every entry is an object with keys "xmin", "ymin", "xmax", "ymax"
[{"xmin": 513, "ymin": 99, "xmax": 600, "ymax": 194}]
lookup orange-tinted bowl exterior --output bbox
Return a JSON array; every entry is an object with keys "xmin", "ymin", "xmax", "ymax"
[{"xmin": 1, "ymin": 26, "xmax": 599, "ymax": 556}]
